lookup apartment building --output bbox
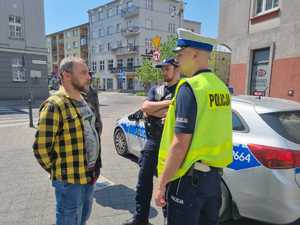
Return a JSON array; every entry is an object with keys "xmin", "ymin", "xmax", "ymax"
[
  {"xmin": 88, "ymin": 0, "xmax": 200, "ymax": 91},
  {"xmin": 47, "ymin": 23, "xmax": 89, "ymax": 76},
  {"xmin": 219, "ymin": 0, "xmax": 300, "ymax": 102},
  {"xmin": 0, "ymin": 0, "xmax": 48, "ymax": 100}
]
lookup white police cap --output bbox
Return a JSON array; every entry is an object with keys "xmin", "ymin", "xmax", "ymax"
[{"xmin": 173, "ymin": 28, "xmax": 215, "ymax": 52}]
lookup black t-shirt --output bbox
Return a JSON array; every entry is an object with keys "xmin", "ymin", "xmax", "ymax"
[
  {"xmin": 145, "ymin": 83, "xmax": 177, "ymax": 146},
  {"xmin": 175, "ymin": 69, "xmax": 211, "ymax": 134}
]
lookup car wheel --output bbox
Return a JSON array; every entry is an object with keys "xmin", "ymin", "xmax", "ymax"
[
  {"xmin": 114, "ymin": 128, "xmax": 129, "ymax": 156},
  {"xmin": 219, "ymin": 180, "xmax": 231, "ymax": 222}
]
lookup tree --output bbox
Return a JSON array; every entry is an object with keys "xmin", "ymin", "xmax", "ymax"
[{"xmin": 137, "ymin": 35, "xmax": 178, "ymax": 90}]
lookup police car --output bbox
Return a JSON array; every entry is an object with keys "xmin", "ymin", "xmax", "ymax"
[{"xmin": 113, "ymin": 95, "xmax": 300, "ymax": 224}]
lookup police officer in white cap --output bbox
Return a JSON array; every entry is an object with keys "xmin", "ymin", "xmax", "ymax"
[{"xmin": 154, "ymin": 28, "xmax": 233, "ymax": 225}]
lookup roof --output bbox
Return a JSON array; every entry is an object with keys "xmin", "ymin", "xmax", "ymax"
[
  {"xmin": 232, "ymin": 95, "xmax": 300, "ymax": 114},
  {"xmin": 46, "ymin": 23, "xmax": 89, "ymax": 37}
]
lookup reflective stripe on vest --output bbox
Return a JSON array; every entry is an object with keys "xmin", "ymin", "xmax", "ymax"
[{"xmin": 158, "ymin": 72, "xmax": 233, "ymax": 181}]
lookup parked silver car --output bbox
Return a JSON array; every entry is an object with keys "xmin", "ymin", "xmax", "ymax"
[{"xmin": 113, "ymin": 96, "xmax": 300, "ymax": 224}]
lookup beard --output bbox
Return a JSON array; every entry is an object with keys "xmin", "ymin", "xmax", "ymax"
[{"xmin": 71, "ymin": 78, "xmax": 89, "ymax": 92}]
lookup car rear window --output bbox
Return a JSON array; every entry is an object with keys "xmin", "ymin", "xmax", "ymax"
[{"xmin": 260, "ymin": 111, "xmax": 300, "ymax": 144}]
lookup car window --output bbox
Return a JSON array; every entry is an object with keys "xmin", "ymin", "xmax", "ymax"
[
  {"xmin": 260, "ymin": 111, "xmax": 300, "ymax": 144},
  {"xmin": 232, "ymin": 112, "xmax": 246, "ymax": 131}
]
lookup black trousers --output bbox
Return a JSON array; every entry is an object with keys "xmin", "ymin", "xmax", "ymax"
[
  {"xmin": 135, "ymin": 141, "xmax": 159, "ymax": 221},
  {"xmin": 166, "ymin": 169, "xmax": 222, "ymax": 225}
]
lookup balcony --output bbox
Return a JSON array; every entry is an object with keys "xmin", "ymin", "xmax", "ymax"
[
  {"xmin": 110, "ymin": 66, "xmax": 139, "ymax": 74},
  {"xmin": 121, "ymin": 26, "xmax": 140, "ymax": 37},
  {"xmin": 111, "ymin": 46, "xmax": 139, "ymax": 56},
  {"xmin": 121, "ymin": 5, "xmax": 139, "ymax": 18}
]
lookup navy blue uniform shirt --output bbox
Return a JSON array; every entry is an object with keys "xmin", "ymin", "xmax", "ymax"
[{"xmin": 175, "ymin": 69, "xmax": 211, "ymax": 134}]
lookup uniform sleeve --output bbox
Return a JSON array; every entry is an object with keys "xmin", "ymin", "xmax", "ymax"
[
  {"xmin": 32, "ymin": 102, "xmax": 60, "ymax": 173},
  {"xmin": 175, "ymin": 83, "xmax": 197, "ymax": 134},
  {"xmin": 147, "ymin": 86, "xmax": 157, "ymax": 101}
]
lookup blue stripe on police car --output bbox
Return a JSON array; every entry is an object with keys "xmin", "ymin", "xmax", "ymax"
[{"xmin": 228, "ymin": 144, "xmax": 261, "ymax": 171}]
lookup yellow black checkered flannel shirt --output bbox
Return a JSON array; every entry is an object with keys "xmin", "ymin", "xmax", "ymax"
[{"xmin": 33, "ymin": 88, "xmax": 100, "ymax": 184}]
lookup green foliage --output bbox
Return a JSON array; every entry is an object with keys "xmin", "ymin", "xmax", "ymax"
[
  {"xmin": 137, "ymin": 59, "xmax": 162, "ymax": 84},
  {"xmin": 159, "ymin": 35, "xmax": 177, "ymax": 60},
  {"xmin": 137, "ymin": 36, "xmax": 178, "ymax": 88}
]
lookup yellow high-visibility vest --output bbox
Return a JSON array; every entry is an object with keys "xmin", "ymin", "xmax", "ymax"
[{"xmin": 158, "ymin": 72, "xmax": 233, "ymax": 181}]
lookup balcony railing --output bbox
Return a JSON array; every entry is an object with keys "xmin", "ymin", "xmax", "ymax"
[
  {"xmin": 121, "ymin": 5, "xmax": 139, "ymax": 18},
  {"xmin": 111, "ymin": 46, "xmax": 139, "ymax": 56},
  {"xmin": 110, "ymin": 66, "xmax": 140, "ymax": 73},
  {"xmin": 121, "ymin": 26, "xmax": 140, "ymax": 37}
]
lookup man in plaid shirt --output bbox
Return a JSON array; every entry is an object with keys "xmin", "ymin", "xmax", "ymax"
[{"xmin": 33, "ymin": 57, "xmax": 102, "ymax": 225}]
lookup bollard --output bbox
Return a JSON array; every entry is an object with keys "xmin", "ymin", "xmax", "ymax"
[{"xmin": 28, "ymin": 98, "xmax": 34, "ymax": 128}]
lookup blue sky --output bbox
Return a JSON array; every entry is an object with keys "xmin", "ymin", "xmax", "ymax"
[{"xmin": 44, "ymin": 0, "xmax": 219, "ymax": 38}]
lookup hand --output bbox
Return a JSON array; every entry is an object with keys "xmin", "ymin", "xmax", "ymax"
[{"xmin": 154, "ymin": 183, "xmax": 167, "ymax": 207}]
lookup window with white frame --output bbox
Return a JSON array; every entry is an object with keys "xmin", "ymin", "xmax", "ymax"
[
  {"xmin": 108, "ymin": 59, "xmax": 114, "ymax": 70},
  {"xmin": 168, "ymin": 23, "xmax": 176, "ymax": 33},
  {"xmin": 8, "ymin": 15, "xmax": 23, "ymax": 39},
  {"xmin": 92, "ymin": 61, "xmax": 97, "ymax": 72},
  {"xmin": 99, "ymin": 60, "xmax": 105, "ymax": 71},
  {"xmin": 146, "ymin": 0, "xmax": 153, "ymax": 10},
  {"xmin": 255, "ymin": 0, "xmax": 279, "ymax": 15},
  {"xmin": 11, "ymin": 58, "xmax": 26, "ymax": 82},
  {"xmin": 127, "ymin": 58, "xmax": 134, "ymax": 68},
  {"xmin": 145, "ymin": 19, "xmax": 152, "ymax": 29},
  {"xmin": 80, "ymin": 38, "xmax": 87, "ymax": 46},
  {"xmin": 117, "ymin": 59, "xmax": 123, "ymax": 69}
]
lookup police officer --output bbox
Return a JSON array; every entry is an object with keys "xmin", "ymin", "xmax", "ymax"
[
  {"xmin": 154, "ymin": 28, "xmax": 233, "ymax": 225},
  {"xmin": 123, "ymin": 58, "xmax": 180, "ymax": 225}
]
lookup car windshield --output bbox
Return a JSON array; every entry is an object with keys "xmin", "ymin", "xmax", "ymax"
[{"xmin": 260, "ymin": 111, "xmax": 300, "ymax": 144}]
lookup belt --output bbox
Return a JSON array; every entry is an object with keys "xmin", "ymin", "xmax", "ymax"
[{"xmin": 187, "ymin": 162, "xmax": 223, "ymax": 176}]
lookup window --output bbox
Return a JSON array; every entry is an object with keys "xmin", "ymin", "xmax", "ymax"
[
  {"xmin": 232, "ymin": 112, "xmax": 247, "ymax": 131},
  {"xmin": 107, "ymin": 42, "xmax": 112, "ymax": 51},
  {"xmin": 127, "ymin": 58, "xmax": 134, "ymax": 69},
  {"xmin": 98, "ymin": 28, "xmax": 104, "ymax": 37},
  {"xmin": 72, "ymin": 29, "xmax": 78, "ymax": 37},
  {"xmin": 255, "ymin": 0, "xmax": 279, "ymax": 15},
  {"xmin": 250, "ymin": 48, "xmax": 270, "ymax": 96},
  {"xmin": 66, "ymin": 42, "xmax": 71, "ymax": 49},
  {"xmin": 11, "ymin": 57, "xmax": 26, "ymax": 82},
  {"xmin": 108, "ymin": 59, "xmax": 114, "ymax": 70},
  {"xmin": 98, "ymin": 11, "xmax": 105, "ymax": 21},
  {"xmin": 98, "ymin": 44, "xmax": 104, "ymax": 52},
  {"xmin": 107, "ymin": 8, "xmax": 114, "ymax": 18},
  {"xmin": 117, "ymin": 40, "xmax": 122, "ymax": 48},
  {"xmin": 116, "ymin": 5, "xmax": 121, "ymax": 15},
  {"xmin": 80, "ymin": 38, "xmax": 87, "ymax": 46},
  {"xmin": 145, "ymin": 19, "xmax": 152, "ymax": 29},
  {"xmin": 127, "ymin": 1, "xmax": 133, "ymax": 8},
  {"xmin": 168, "ymin": 23, "xmax": 176, "ymax": 33},
  {"xmin": 99, "ymin": 60, "xmax": 105, "ymax": 71},
  {"xmin": 260, "ymin": 111, "xmax": 300, "ymax": 144},
  {"xmin": 73, "ymin": 41, "xmax": 78, "ymax": 48},
  {"xmin": 116, "ymin": 23, "xmax": 121, "ymax": 33},
  {"xmin": 169, "ymin": 5, "xmax": 177, "ymax": 15},
  {"xmin": 92, "ymin": 61, "xmax": 97, "ymax": 72},
  {"xmin": 146, "ymin": 0, "xmax": 153, "ymax": 10},
  {"xmin": 107, "ymin": 26, "xmax": 113, "ymax": 35},
  {"xmin": 145, "ymin": 38, "xmax": 152, "ymax": 49},
  {"xmin": 93, "ymin": 31, "xmax": 98, "ymax": 39},
  {"xmin": 91, "ymin": 46, "xmax": 96, "ymax": 55},
  {"xmin": 91, "ymin": 14, "xmax": 96, "ymax": 23},
  {"xmin": 8, "ymin": 15, "xmax": 23, "ymax": 39},
  {"xmin": 117, "ymin": 59, "xmax": 123, "ymax": 69}
]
